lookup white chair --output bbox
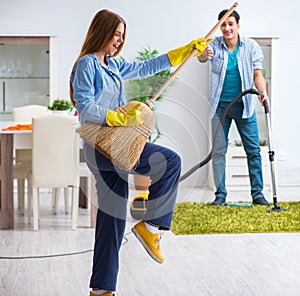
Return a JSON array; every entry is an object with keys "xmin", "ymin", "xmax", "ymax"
[
  {"xmin": 12, "ymin": 105, "xmax": 48, "ymax": 214},
  {"xmin": 12, "ymin": 104, "xmax": 48, "ymax": 123},
  {"xmin": 27, "ymin": 114, "xmax": 80, "ymax": 231},
  {"xmin": 53, "ymin": 156, "xmax": 92, "ymax": 215}
]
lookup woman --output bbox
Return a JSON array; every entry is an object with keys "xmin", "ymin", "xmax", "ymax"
[{"xmin": 70, "ymin": 9, "xmax": 208, "ymax": 296}]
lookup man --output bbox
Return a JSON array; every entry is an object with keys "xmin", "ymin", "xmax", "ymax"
[{"xmin": 198, "ymin": 9, "xmax": 270, "ymax": 206}]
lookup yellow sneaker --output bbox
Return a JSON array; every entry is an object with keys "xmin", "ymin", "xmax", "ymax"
[
  {"xmin": 90, "ymin": 292, "xmax": 114, "ymax": 296},
  {"xmin": 132, "ymin": 221, "xmax": 164, "ymax": 263}
]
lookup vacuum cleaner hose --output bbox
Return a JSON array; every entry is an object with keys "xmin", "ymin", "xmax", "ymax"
[
  {"xmin": 179, "ymin": 88, "xmax": 264, "ymax": 182},
  {"xmin": 130, "ymin": 89, "xmax": 270, "ymax": 219}
]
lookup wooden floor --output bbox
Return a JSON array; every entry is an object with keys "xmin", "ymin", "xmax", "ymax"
[{"xmin": 1, "ymin": 186, "xmax": 300, "ymax": 296}]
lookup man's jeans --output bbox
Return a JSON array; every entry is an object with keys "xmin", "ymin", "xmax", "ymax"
[{"xmin": 211, "ymin": 101, "xmax": 264, "ymax": 200}]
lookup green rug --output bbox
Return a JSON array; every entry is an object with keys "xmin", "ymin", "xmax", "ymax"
[{"xmin": 171, "ymin": 202, "xmax": 300, "ymax": 235}]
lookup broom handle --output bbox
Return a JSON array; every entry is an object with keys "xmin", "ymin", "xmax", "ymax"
[{"xmin": 150, "ymin": 2, "xmax": 239, "ymax": 102}]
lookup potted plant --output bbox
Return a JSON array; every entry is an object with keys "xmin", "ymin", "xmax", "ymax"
[
  {"xmin": 125, "ymin": 47, "xmax": 176, "ymax": 143},
  {"xmin": 48, "ymin": 99, "xmax": 73, "ymax": 114},
  {"xmin": 125, "ymin": 47, "xmax": 177, "ymax": 189}
]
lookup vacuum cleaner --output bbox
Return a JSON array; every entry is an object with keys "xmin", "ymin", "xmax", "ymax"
[
  {"xmin": 262, "ymin": 98, "xmax": 287, "ymax": 212},
  {"xmin": 130, "ymin": 88, "xmax": 287, "ymax": 219}
]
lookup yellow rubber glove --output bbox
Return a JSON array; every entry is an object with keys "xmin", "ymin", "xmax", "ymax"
[
  {"xmin": 106, "ymin": 103, "xmax": 144, "ymax": 126},
  {"xmin": 167, "ymin": 38, "xmax": 213, "ymax": 67}
]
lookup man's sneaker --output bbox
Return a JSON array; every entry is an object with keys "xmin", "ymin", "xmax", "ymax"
[
  {"xmin": 210, "ymin": 196, "xmax": 226, "ymax": 206},
  {"xmin": 253, "ymin": 197, "xmax": 271, "ymax": 206},
  {"xmin": 132, "ymin": 221, "xmax": 164, "ymax": 264},
  {"xmin": 90, "ymin": 292, "xmax": 114, "ymax": 296}
]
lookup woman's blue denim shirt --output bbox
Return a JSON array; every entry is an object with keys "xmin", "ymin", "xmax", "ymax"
[{"xmin": 70, "ymin": 53, "xmax": 171, "ymax": 125}]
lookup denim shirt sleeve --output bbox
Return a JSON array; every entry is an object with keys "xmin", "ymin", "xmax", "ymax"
[
  {"xmin": 110, "ymin": 54, "xmax": 171, "ymax": 80},
  {"xmin": 71, "ymin": 55, "xmax": 109, "ymax": 125},
  {"xmin": 70, "ymin": 54, "xmax": 172, "ymax": 125}
]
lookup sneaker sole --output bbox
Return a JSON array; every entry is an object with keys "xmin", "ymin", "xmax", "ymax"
[{"xmin": 131, "ymin": 226, "xmax": 163, "ymax": 264}]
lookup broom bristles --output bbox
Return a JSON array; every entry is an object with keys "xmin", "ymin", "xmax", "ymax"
[{"xmin": 76, "ymin": 101, "xmax": 155, "ymax": 171}]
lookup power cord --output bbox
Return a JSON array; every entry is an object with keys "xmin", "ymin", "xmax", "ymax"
[
  {"xmin": 0, "ymin": 248, "xmax": 93, "ymax": 260},
  {"xmin": 0, "ymin": 231, "xmax": 132, "ymax": 260},
  {"xmin": 0, "ymin": 90, "xmax": 263, "ymax": 260}
]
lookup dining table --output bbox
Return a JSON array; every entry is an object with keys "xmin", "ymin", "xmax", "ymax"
[
  {"xmin": 0, "ymin": 121, "xmax": 32, "ymax": 230},
  {"xmin": 0, "ymin": 121, "xmax": 97, "ymax": 230}
]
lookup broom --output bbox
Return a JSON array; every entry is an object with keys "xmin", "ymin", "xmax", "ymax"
[{"xmin": 76, "ymin": 2, "xmax": 239, "ymax": 171}]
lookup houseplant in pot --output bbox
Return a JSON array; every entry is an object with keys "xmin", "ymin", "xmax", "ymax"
[
  {"xmin": 48, "ymin": 99, "xmax": 73, "ymax": 114},
  {"xmin": 124, "ymin": 47, "xmax": 177, "ymax": 189}
]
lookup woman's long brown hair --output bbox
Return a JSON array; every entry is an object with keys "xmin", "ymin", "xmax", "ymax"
[{"xmin": 69, "ymin": 9, "xmax": 127, "ymax": 107}]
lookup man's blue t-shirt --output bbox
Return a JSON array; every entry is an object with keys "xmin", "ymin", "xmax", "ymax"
[{"xmin": 220, "ymin": 43, "xmax": 242, "ymax": 102}]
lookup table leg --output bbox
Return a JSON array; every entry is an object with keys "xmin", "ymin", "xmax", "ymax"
[
  {"xmin": 79, "ymin": 149, "xmax": 88, "ymax": 208},
  {"xmin": 1, "ymin": 134, "xmax": 14, "ymax": 229},
  {"xmin": 79, "ymin": 177, "xmax": 88, "ymax": 208}
]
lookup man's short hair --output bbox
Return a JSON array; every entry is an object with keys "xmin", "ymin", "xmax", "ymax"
[{"xmin": 218, "ymin": 10, "xmax": 240, "ymax": 24}]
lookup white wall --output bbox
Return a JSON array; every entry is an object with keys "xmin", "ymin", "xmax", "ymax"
[{"xmin": 1, "ymin": 0, "xmax": 299, "ymax": 187}]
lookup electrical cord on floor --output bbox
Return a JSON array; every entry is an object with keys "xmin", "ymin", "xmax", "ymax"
[
  {"xmin": 0, "ymin": 249, "xmax": 94, "ymax": 260},
  {"xmin": 0, "ymin": 89, "xmax": 263, "ymax": 260},
  {"xmin": 0, "ymin": 231, "xmax": 132, "ymax": 260}
]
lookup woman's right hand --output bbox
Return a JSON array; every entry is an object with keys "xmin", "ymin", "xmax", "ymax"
[
  {"xmin": 106, "ymin": 103, "xmax": 144, "ymax": 126},
  {"xmin": 167, "ymin": 37, "xmax": 210, "ymax": 67}
]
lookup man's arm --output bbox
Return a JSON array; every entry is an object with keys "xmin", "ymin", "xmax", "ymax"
[
  {"xmin": 197, "ymin": 45, "xmax": 214, "ymax": 63},
  {"xmin": 254, "ymin": 69, "xmax": 269, "ymax": 108}
]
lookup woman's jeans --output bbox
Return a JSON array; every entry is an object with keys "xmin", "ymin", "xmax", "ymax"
[
  {"xmin": 84, "ymin": 141, "xmax": 181, "ymax": 291},
  {"xmin": 211, "ymin": 101, "xmax": 264, "ymax": 200}
]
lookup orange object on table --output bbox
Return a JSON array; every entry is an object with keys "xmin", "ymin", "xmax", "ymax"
[{"xmin": 2, "ymin": 124, "xmax": 32, "ymax": 131}]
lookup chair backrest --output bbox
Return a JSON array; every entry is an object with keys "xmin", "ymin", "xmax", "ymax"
[
  {"xmin": 13, "ymin": 105, "xmax": 49, "ymax": 163},
  {"xmin": 12, "ymin": 105, "xmax": 48, "ymax": 122},
  {"xmin": 32, "ymin": 114, "xmax": 79, "ymax": 188}
]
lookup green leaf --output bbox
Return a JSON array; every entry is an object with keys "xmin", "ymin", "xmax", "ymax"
[
  {"xmin": 124, "ymin": 46, "xmax": 178, "ymax": 143},
  {"xmin": 48, "ymin": 99, "xmax": 72, "ymax": 111}
]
